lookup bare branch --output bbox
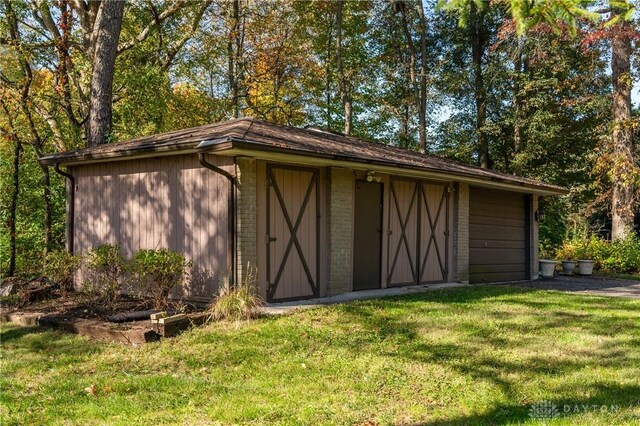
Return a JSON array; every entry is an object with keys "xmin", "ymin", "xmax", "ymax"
[
  {"xmin": 161, "ymin": 0, "xmax": 212, "ymax": 70},
  {"xmin": 31, "ymin": 0, "xmax": 61, "ymax": 40},
  {"xmin": 117, "ymin": 0, "xmax": 185, "ymax": 55}
]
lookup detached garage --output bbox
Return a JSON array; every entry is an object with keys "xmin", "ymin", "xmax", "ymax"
[{"xmin": 40, "ymin": 118, "xmax": 565, "ymax": 302}]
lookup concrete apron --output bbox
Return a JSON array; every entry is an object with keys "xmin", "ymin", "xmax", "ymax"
[{"xmin": 261, "ymin": 282, "xmax": 469, "ymax": 315}]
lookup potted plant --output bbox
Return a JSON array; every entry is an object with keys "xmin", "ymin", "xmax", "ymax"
[
  {"xmin": 538, "ymin": 245, "xmax": 557, "ymax": 279},
  {"xmin": 555, "ymin": 245, "xmax": 576, "ymax": 275},
  {"xmin": 561, "ymin": 260, "xmax": 576, "ymax": 275},
  {"xmin": 576, "ymin": 237, "xmax": 594, "ymax": 276}
]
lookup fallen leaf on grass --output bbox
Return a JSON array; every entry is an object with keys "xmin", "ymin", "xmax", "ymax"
[{"xmin": 84, "ymin": 384, "xmax": 97, "ymax": 396}]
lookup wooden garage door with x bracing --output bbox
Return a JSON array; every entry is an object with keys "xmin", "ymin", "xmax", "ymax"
[
  {"xmin": 266, "ymin": 165, "xmax": 320, "ymax": 302},
  {"xmin": 387, "ymin": 179, "xmax": 450, "ymax": 286}
]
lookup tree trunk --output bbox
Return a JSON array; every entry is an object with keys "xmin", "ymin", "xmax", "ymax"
[
  {"xmin": 470, "ymin": 1, "xmax": 490, "ymax": 169},
  {"xmin": 87, "ymin": 0, "xmax": 125, "ymax": 147},
  {"xmin": 325, "ymin": 11, "xmax": 334, "ymax": 130},
  {"xmin": 335, "ymin": 0, "xmax": 352, "ymax": 135},
  {"xmin": 8, "ymin": 138, "xmax": 22, "ymax": 276},
  {"xmin": 399, "ymin": 0, "xmax": 427, "ymax": 152},
  {"xmin": 400, "ymin": 103, "xmax": 409, "ymax": 146},
  {"xmin": 32, "ymin": 144, "xmax": 52, "ymax": 252},
  {"xmin": 511, "ymin": 36, "xmax": 525, "ymax": 175},
  {"xmin": 416, "ymin": 0, "xmax": 427, "ymax": 153},
  {"xmin": 610, "ymin": 7, "xmax": 635, "ymax": 240},
  {"xmin": 513, "ymin": 38, "xmax": 524, "ymax": 155},
  {"xmin": 228, "ymin": 0, "xmax": 240, "ymax": 118}
]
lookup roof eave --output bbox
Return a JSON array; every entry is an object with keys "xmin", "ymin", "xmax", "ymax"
[
  {"xmin": 39, "ymin": 144, "xmax": 196, "ymax": 166},
  {"xmin": 199, "ymin": 139, "xmax": 567, "ymax": 196}
]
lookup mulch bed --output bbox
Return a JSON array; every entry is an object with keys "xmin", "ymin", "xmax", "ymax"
[{"xmin": 1, "ymin": 285, "xmax": 208, "ymax": 345}]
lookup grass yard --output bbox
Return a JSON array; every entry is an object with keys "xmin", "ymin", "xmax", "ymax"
[{"xmin": 1, "ymin": 285, "xmax": 640, "ymax": 425}]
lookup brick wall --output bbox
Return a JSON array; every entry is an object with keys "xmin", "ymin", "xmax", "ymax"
[
  {"xmin": 326, "ymin": 168, "xmax": 354, "ymax": 295},
  {"xmin": 236, "ymin": 158, "xmax": 258, "ymax": 285},
  {"xmin": 454, "ymin": 182, "xmax": 470, "ymax": 283}
]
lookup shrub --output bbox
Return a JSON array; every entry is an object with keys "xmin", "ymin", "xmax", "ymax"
[
  {"xmin": 598, "ymin": 236, "xmax": 640, "ymax": 273},
  {"xmin": 209, "ymin": 269, "xmax": 262, "ymax": 322},
  {"xmin": 129, "ymin": 248, "xmax": 191, "ymax": 310},
  {"xmin": 554, "ymin": 235, "xmax": 640, "ymax": 273},
  {"xmin": 43, "ymin": 251, "xmax": 81, "ymax": 292},
  {"xmin": 83, "ymin": 244, "xmax": 127, "ymax": 312},
  {"xmin": 555, "ymin": 242, "xmax": 579, "ymax": 260}
]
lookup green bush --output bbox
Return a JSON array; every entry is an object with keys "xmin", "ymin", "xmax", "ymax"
[
  {"xmin": 129, "ymin": 248, "xmax": 191, "ymax": 310},
  {"xmin": 598, "ymin": 236, "xmax": 640, "ymax": 273},
  {"xmin": 554, "ymin": 235, "xmax": 640, "ymax": 273},
  {"xmin": 43, "ymin": 251, "xmax": 81, "ymax": 291},
  {"xmin": 83, "ymin": 244, "xmax": 127, "ymax": 312},
  {"xmin": 209, "ymin": 270, "xmax": 262, "ymax": 322}
]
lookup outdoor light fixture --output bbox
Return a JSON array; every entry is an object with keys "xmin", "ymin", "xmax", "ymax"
[{"xmin": 535, "ymin": 210, "xmax": 545, "ymax": 222}]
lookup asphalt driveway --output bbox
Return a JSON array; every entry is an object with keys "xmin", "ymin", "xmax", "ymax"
[{"xmin": 514, "ymin": 274, "xmax": 640, "ymax": 298}]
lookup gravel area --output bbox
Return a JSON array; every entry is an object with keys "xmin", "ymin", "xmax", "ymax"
[{"xmin": 513, "ymin": 274, "xmax": 640, "ymax": 298}]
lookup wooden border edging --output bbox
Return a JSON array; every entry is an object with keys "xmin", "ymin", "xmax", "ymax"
[{"xmin": 1, "ymin": 311, "xmax": 211, "ymax": 344}]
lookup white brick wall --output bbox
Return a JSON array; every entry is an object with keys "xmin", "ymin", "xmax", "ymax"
[
  {"xmin": 326, "ymin": 168, "xmax": 354, "ymax": 295},
  {"xmin": 454, "ymin": 182, "xmax": 470, "ymax": 283}
]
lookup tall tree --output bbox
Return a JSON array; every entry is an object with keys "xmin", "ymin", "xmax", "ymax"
[
  {"xmin": 1, "ymin": 100, "xmax": 22, "ymax": 277},
  {"xmin": 335, "ymin": 0, "xmax": 353, "ymax": 134},
  {"xmin": 227, "ymin": 0, "xmax": 244, "ymax": 118},
  {"xmin": 2, "ymin": 0, "xmax": 54, "ymax": 253},
  {"xmin": 87, "ymin": 0, "xmax": 125, "ymax": 146},
  {"xmin": 609, "ymin": 2, "xmax": 636, "ymax": 239},
  {"xmin": 469, "ymin": 0, "xmax": 490, "ymax": 168},
  {"xmin": 397, "ymin": 0, "xmax": 429, "ymax": 152},
  {"xmin": 512, "ymin": 34, "xmax": 525, "ymax": 159}
]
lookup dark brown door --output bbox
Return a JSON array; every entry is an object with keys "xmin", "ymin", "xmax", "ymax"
[
  {"xmin": 353, "ymin": 181, "xmax": 383, "ymax": 291},
  {"xmin": 469, "ymin": 187, "xmax": 528, "ymax": 283}
]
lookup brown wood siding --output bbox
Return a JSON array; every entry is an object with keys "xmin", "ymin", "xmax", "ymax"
[
  {"xmin": 73, "ymin": 154, "xmax": 231, "ymax": 300},
  {"xmin": 469, "ymin": 187, "xmax": 527, "ymax": 283}
]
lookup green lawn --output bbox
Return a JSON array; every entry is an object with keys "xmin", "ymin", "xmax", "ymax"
[{"xmin": 1, "ymin": 286, "xmax": 640, "ymax": 425}]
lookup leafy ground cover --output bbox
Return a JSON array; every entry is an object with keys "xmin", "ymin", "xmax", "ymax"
[{"xmin": 1, "ymin": 285, "xmax": 639, "ymax": 425}]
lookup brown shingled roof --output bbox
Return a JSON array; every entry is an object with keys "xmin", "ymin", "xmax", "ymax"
[{"xmin": 40, "ymin": 117, "xmax": 565, "ymax": 194}]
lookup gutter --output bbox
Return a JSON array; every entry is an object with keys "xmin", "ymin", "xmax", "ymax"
[
  {"xmin": 200, "ymin": 139, "xmax": 568, "ymax": 196},
  {"xmin": 53, "ymin": 163, "xmax": 75, "ymax": 254},
  {"xmin": 198, "ymin": 152, "xmax": 237, "ymax": 286}
]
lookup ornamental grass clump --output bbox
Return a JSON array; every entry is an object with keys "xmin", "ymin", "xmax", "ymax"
[
  {"xmin": 129, "ymin": 248, "xmax": 191, "ymax": 310},
  {"xmin": 209, "ymin": 268, "xmax": 262, "ymax": 322}
]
